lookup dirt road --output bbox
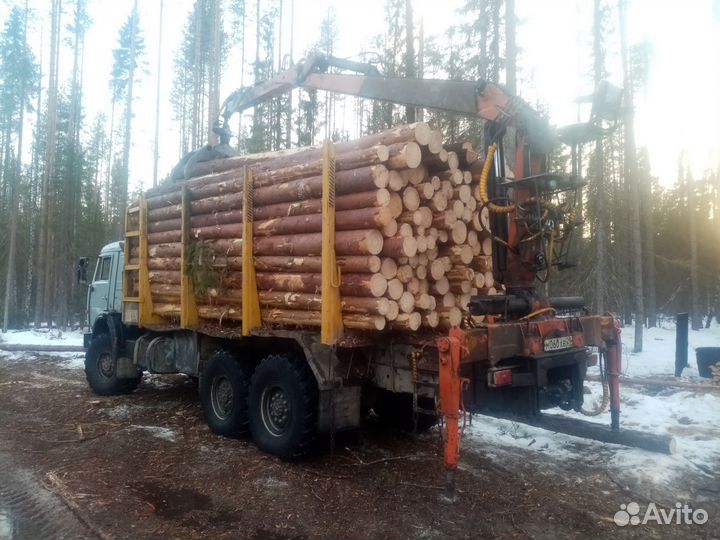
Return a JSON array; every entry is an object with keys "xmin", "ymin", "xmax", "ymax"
[{"xmin": 0, "ymin": 352, "xmax": 715, "ymax": 539}]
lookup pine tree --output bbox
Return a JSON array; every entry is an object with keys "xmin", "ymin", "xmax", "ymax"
[
  {"xmin": 35, "ymin": 0, "xmax": 62, "ymax": 326},
  {"xmin": 0, "ymin": 3, "xmax": 38, "ymax": 330},
  {"xmin": 619, "ymin": 0, "xmax": 643, "ymax": 351},
  {"xmin": 111, "ymin": 2, "xmax": 145, "ymax": 237}
]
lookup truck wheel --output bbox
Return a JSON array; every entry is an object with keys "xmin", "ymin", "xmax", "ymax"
[
  {"xmin": 85, "ymin": 334, "xmax": 141, "ymax": 396},
  {"xmin": 374, "ymin": 390, "xmax": 437, "ymax": 433},
  {"xmin": 248, "ymin": 354, "xmax": 318, "ymax": 460},
  {"xmin": 199, "ymin": 350, "xmax": 253, "ymax": 438}
]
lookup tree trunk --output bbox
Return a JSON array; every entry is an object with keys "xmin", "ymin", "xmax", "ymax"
[
  {"xmin": 592, "ymin": 0, "xmax": 607, "ymax": 314},
  {"xmin": 35, "ymin": 0, "xmax": 61, "ymax": 326},
  {"xmin": 152, "ymin": 0, "xmax": 164, "ymax": 187},
  {"xmin": 620, "ymin": 0, "xmax": 644, "ymax": 352},
  {"xmin": 688, "ymin": 169, "xmax": 701, "ymax": 330},
  {"xmin": 505, "ymin": 0, "xmax": 516, "ymax": 95}
]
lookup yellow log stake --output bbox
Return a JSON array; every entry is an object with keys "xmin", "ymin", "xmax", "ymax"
[
  {"xmin": 321, "ymin": 140, "xmax": 344, "ymax": 345},
  {"xmin": 242, "ymin": 167, "xmax": 262, "ymax": 335},
  {"xmin": 180, "ymin": 185, "xmax": 199, "ymax": 328}
]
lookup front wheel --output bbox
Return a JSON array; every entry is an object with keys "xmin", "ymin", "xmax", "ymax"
[
  {"xmin": 85, "ymin": 334, "xmax": 141, "ymax": 395},
  {"xmin": 248, "ymin": 355, "xmax": 318, "ymax": 460}
]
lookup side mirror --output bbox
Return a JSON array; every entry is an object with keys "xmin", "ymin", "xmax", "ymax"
[{"xmin": 77, "ymin": 257, "xmax": 89, "ymax": 284}]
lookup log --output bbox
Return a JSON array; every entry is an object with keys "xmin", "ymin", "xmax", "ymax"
[
  {"xmin": 197, "ymin": 305, "xmax": 388, "ymax": 331},
  {"xmin": 258, "ymin": 292, "xmax": 391, "ymax": 316},
  {"xmin": 429, "ymin": 259, "xmax": 446, "ymax": 281},
  {"xmin": 253, "ymin": 255, "xmax": 381, "ymax": 274},
  {"xmin": 398, "ymin": 222, "xmax": 413, "ymax": 238},
  {"xmin": 484, "ymin": 412, "xmax": 677, "ymax": 455},
  {"xmin": 481, "ymin": 237, "xmax": 493, "ymax": 256},
  {"xmin": 380, "ymin": 236, "xmax": 418, "ymax": 258},
  {"xmin": 147, "ymin": 146, "xmax": 392, "ymax": 205},
  {"xmin": 387, "ymin": 278, "xmax": 404, "ymax": 300},
  {"xmin": 440, "ymin": 244, "xmax": 473, "ymax": 265},
  {"xmin": 451, "ymin": 221, "xmax": 468, "ymax": 244},
  {"xmin": 400, "ymin": 165, "xmax": 427, "ymax": 186},
  {"xmin": 386, "ymin": 142, "xmax": 422, "ymax": 170},
  {"xmin": 385, "ymin": 300, "xmax": 400, "ymax": 321},
  {"xmin": 165, "ymin": 230, "xmax": 384, "ymax": 257},
  {"xmin": 441, "ymin": 293, "xmax": 456, "ymax": 308},
  {"xmin": 398, "ymin": 291, "xmax": 416, "ymax": 314},
  {"xmin": 215, "ymin": 272, "xmax": 389, "ymax": 298},
  {"xmin": 438, "ymin": 307, "xmax": 463, "ymax": 328},
  {"xmin": 381, "ymin": 219, "xmax": 398, "ymax": 238},
  {"xmin": 426, "ymin": 131, "xmax": 444, "ymax": 154},
  {"xmin": 422, "ymin": 312, "xmax": 439, "ymax": 328},
  {"xmin": 389, "ymin": 312, "xmax": 422, "ymax": 331},
  {"xmin": 149, "ymin": 186, "xmax": 396, "ymax": 224},
  {"xmin": 396, "ymin": 264, "xmax": 414, "ymax": 284},
  {"xmin": 402, "ymin": 186, "xmax": 420, "ymax": 211},
  {"xmin": 388, "ymin": 170, "xmax": 407, "ymax": 192},
  {"xmin": 430, "ymin": 276, "xmax": 450, "ymax": 296},
  {"xmin": 380, "ymin": 258, "xmax": 398, "ymax": 279}
]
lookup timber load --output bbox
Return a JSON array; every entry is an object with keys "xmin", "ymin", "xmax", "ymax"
[{"xmin": 125, "ymin": 122, "xmax": 502, "ymax": 336}]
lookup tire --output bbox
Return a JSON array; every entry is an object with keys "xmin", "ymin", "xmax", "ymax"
[
  {"xmin": 85, "ymin": 334, "xmax": 141, "ymax": 396},
  {"xmin": 248, "ymin": 354, "xmax": 318, "ymax": 460},
  {"xmin": 199, "ymin": 350, "xmax": 253, "ymax": 437},
  {"xmin": 374, "ymin": 389, "xmax": 437, "ymax": 433}
]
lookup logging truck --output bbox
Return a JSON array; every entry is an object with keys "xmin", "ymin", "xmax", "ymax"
[{"xmin": 81, "ymin": 54, "xmax": 629, "ymax": 498}]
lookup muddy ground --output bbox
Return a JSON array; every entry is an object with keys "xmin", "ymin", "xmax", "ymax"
[{"xmin": 0, "ymin": 353, "xmax": 716, "ymax": 540}]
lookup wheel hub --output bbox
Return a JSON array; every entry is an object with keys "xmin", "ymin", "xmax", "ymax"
[
  {"xmin": 98, "ymin": 353, "xmax": 114, "ymax": 378},
  {"xmin": 261, "ymin": 386, "xmax": 291, "ymax": 436},
  {"xmin": 211, "ymin": 376, "xmax": 234, "ymax": 420}
]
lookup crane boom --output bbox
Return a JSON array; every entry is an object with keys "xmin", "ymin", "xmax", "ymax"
[{"xmin": 215, "ymin": 53, "xmax": 554, "ymax": 152}]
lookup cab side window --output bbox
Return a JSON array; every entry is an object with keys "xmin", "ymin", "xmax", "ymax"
[{"xmin": 94, "ymin": 256, "xmax": 112, "ymax": 282}]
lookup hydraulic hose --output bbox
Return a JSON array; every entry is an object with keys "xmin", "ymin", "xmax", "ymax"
[{"xmin": 478, "ymin": 143, "xmax": 516, "ymax": 214}]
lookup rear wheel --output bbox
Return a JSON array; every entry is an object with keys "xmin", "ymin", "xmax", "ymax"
[
  {"xmin": 248, "ymin": 354, "xmax": 318, "ymax": 460},
  {"xmin": 200, "ymin": 350, "xmax": 253, "ymax": 437},
  {"xmin": 85, "ymin": 334, "xmax": 141, "ymax": 395}
]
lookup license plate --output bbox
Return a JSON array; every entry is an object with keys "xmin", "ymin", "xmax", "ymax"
[{"xmin": 544, "ymin": 335, "xmax": 573, "ymax": 352}]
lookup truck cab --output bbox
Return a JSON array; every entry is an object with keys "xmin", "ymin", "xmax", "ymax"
[{"xmin": 83, "ymin": 241, "xmax": 124, "ymax": 348}]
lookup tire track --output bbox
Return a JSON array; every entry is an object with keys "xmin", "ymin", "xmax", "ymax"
[{"xmin": 0, "ymin": 458, "xmax": 95, "ymax": 540}]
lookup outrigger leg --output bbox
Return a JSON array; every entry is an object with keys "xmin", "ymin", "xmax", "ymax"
[{"xmin": 437, "ymin": 327, "xmax": 467, "ymax": 502}]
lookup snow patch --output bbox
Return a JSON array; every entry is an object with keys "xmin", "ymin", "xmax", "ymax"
[
  {"xmin": 0, "ymin": 328, "xmax": 84, "ymax": 347},
  {"xmin": 130, "ymin": 424, "xmax": 177, "ymax": 442},
  {"xmin": 253, "ymin": 477, "xmax": 288, "ymax": 489}
]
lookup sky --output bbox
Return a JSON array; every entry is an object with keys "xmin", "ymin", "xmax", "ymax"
[{"xmin": 5, "ymin": 0, "xmax": 720, "ymax": 190}]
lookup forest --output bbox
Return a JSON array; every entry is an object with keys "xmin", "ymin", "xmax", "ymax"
[{"xmin": 0, "ymin": 0, "xmax": 718, "ymax": 352}]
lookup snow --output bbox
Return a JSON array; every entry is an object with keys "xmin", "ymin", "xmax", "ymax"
[
  {"xmin": 620, "ymin": 321, "xmax": 720, "ymax": 379},
  {"xmin": 129, "ymin": 425, "xmax": 177, "ymax": 442},
  {"xmin": 0, "ymin": 328, "xmax": 84, "ymax": 347}
]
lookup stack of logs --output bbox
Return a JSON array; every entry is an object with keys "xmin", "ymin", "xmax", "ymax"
[{"xmin": 134, "ymin": 122, "xmax": 503, "ymax": 333}]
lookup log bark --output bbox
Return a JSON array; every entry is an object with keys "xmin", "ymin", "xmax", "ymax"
[
  {"xmin": 149, "ymin": 230, "xmax": 384, "ymax": 257},
  {"xmin": 211, "ymin": 271, "xmax": 388, "ymax": 297},
  {"xmin": 380, "ymin": 236, "xmax": 418, "ymax": 258}
]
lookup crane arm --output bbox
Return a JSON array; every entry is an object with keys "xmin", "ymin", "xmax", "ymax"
[{"xmin": 215, "ymin": 53, "xmax": 554, "ymax": 152}]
